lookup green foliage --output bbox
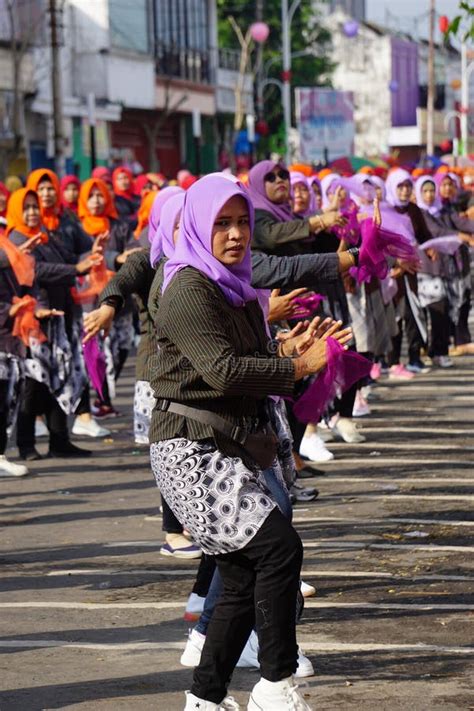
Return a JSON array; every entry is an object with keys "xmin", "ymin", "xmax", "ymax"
[
  {"xmin": 216, "ymin": 0, "xmax": 335, "ymax": 142},
  {"xmin": 445, "ymin": 2, "xmax": 474, "ymax": 43}
]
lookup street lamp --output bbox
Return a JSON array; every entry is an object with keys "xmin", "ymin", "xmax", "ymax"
[{"xmin": 281, "ymin": 0, "xmax": 302, "ymax": 165}]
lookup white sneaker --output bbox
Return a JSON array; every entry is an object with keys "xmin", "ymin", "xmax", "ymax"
[
  {"xmin": 35, "ymin": 418, "xmax": 48, "ymax": 438},
  {"xmin": 0, "ymin": 456, "xmax": 29, "ymax": 477},
  {"xmin": 184, "ymin": 692, "xmax": 240, "ymax": 710},
  {"xmin": 352, "ymin": 392, "xmax": 371, "ymax": 417},
  {"xmin": 432, "ymin": 355, "xmax": 453, "ymax": 368},
  {"xmin": 237, "ymin": 629, "xmax": 259, "ymax": 667},
  {"xmin": 183, "ymin": 591, "xmax": 206, "ymax": 621},
  {"xmin": 331, "ymin": 417, "xmax": 366, "ymax": 443},
  {"xmin": 72, "ymin": 417, "xmax": 110, "ymax": 438},
  {"xmin": 248, "ymin": 676, "xmax": 312, "ymax": 710},
  {"xmin": 300, "ymin": 580, "xmax": 316, "ymax": 598},
  {"xmin": 299, "ymin": 434, "xmax": 334, "ymax": 463},
  {"xmin": 316, "ymin": 423, "xmax": 334, "ymax": 443},
  {"xmin": 181, "ymin": 628, "xmax": 205, "ymax": 667},
  {"xmin": 295, "ymin": 650, "xmax": 314, "ymax": 679}
]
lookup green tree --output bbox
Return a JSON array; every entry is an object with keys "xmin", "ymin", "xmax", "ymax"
[
  {"xmin": 217, "ymin": 0, "xmax": 334, "ymax": 155},
  {"xmin": 444, "ymin": 2, "xmax": 474, "ymax": 43}
]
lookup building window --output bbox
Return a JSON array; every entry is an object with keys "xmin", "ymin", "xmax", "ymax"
[
  {"xmin": 109, "ymin": 0, "xmax": 150, "ymax": 54},
  {"xmin": 154, "ymin": 0, "xmax": 211, "ymax": 83}
]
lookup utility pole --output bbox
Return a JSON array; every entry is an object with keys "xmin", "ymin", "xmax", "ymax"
[
  {"xmin": 281, "ymin": 0, "xmax": 301, "ymax": 165},
  {"xmin": 49, "ymin": 0, "xmax": 66, "ymax": 176},
  {"xmin": 255, "ymin": 0, "xmax": 264, "ymax": 120},
  {"xmin": 460, "ymin": 41, "xmax": 468, "ymax": 157},
  {"xmin": 426, "ymin": 0, "xmax": 435, "ymax": 156}
]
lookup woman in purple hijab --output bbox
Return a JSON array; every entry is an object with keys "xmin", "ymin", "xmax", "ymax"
[
  {"xmin": 248, "ymin": 160, "xmax": 345, "ymax": 257},
  {"xmin": 148, "ymin": 186, "xmax": 184, "ymax": 267},
  {"xmin": 290, "ymin": 171, "xmax": 317, "ymax": 217},
  {"xmin": 148, "ymin": 173, "xmax": 351, "ymax": 709}
]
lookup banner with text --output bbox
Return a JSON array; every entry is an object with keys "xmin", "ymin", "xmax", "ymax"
[{"xmin": 295, "ymin": 88, "xmax": 355, "ymax": 163}]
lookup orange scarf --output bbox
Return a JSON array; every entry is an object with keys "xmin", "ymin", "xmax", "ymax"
[
  {"xmin": 112, "ymin": 166, "xmax": 135, "ymax": 200},
  {"xmin": 26, "ymin": 169, "xmax": 61, "ymax": 232},
  {"xmin": 78, "ymin": 178, "xmax": 118, "ymax": 237},
  {"xmin": 133, "ymin": 190, "xmax": 157, "ymax": 238},
  {"xmin": 6, "ymin": 188, "xmax": 47, "ymax": 245},
  {"xmin": 0, "ymin": 231, "xmax": 35, "ymax": 286},
  {"xmin": 11, "ymin": 295, "xmax": 47, "ymax": 346},
  {"xmin": 71, "ymin": 260, "xmax": 115, "ymax": 305}
]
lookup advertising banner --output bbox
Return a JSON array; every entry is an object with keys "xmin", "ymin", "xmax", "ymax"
[{"xmin": 295, "ymin": 87, "xmax": 355, "ymax": 163}]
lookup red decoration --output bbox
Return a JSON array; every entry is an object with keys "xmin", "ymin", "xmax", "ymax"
[
  {"xmin": 440, "ymin": 139, "xmax": 452, "ymax": 153},
  {"xmin": 255, "ymin": 120, "xmax": 269, "ymax": 136},
  {"xmin": 281, "ymin": 70, "xmax": 292, "ymax": 82},
  {"xmin": 439, "ymin": 15, "xmax": 449, "ymax": 34}
]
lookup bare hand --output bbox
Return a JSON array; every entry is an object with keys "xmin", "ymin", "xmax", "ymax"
[
  {"xmin": 83, "ymin": 304, "xmax": 116, "ymax": 343},
  {"xmin": 76, "ymin": 253, "xmax": 103, "ymax": 274},
  {"xmin": 398, "ymin": 258, "xmax": 420, "ymax": 275},
  {"xmin": 425, "ymin": 247, "xmax": 438, "ymax": 262},
  {"xmin": 9, "ymin": 301, "xmax": 25, "ymax": 317},
  {"xmin": 92, "ymin": 231, "xmax": 110, "ymax": 254},
  {"xmin": 280, "ymin": 316, "xmax": 342, "ymax": 357},
  {"xmin": 268, "ymin": 288, "xmax": 308, "ymax": 323},
  {"xmin": 115, "ymin": 248, "xmax": 143, "ymax": 265},
  {"xmin": 296, "ymin": 321, "xmax": 353, "ymax": 376},
  {"xmin": 34, "ymin": 308, "xmax": 64, "ymax": 319},
  {"xmin": 373, "ymin": 197, "xmax": 382, "ymax": 227},
  {"xmin": 18, "ymin": 234, "xmax": 42, "ymax": 253}
]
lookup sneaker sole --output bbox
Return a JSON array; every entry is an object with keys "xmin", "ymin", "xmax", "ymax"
[{"xmin": 160, "ymin": 549, "xmax": 202, "ymax": 559}]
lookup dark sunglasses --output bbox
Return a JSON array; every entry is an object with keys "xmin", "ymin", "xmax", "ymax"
[{"xmin": 264, "ymin": 169, "xmax": 290, "ymax": 183}]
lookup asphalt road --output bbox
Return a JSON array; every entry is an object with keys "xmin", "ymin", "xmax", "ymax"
[{"xmin": 0, "ymin": 355, "xmax": 473, "ymax": 711}]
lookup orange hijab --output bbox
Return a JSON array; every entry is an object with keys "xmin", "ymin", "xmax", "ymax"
[
  {"xmin": 78, "ymin": 178, "xmax": 118, "ymax": 236},
  {"xmin": 26, "ymin": 169, "xmax": 61, "ymax": 231},
  {"xmin": 134, "ymin": 190, "xmax": 157, "ymax": 238}
]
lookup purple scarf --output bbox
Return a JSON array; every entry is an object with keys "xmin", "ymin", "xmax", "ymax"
[
  {"xmin": 415, "ymin": 176, "xmax": 442, "ymax": 216},
  {"xmin": 247, "ymin": 160, "xmax": 294, "ymax": 222},
  {"xmin": 385, "ymin": 169, "xmax": 413, "ymax": 207},
  {"xmin": 159, "ymin": 193, "xmax": 186, "ymax": 259},
  {"xmin": 162, "ymin": 175, "xmax": 258, "ymax": 307},
  {"xmin": 149, "ymin": 186, "xmax": 184, "ymax": 266},
  {"xmin": 290, "ymin": 171, "xmax": 316, "ymax": 217}
]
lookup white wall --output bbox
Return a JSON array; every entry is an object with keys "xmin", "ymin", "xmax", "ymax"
[
  {"xmin": 327, "ymin": 11, "xmax": 394, "ymax": 155},
  {"xmin": 107, "ymin": 54, "xmax": 155, "ymax": 109}
]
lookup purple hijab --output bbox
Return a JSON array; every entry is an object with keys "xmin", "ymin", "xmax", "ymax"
[
  {"xmin": 159, "ymin": 192, "xmax": 186, "ymax": 259},
  {"xmin": 385, "ymin": 169, "xmax": 413, "ymax": 207},
  {"xmin": 247, "ymin": 160, "xmax": 294, "ymax": 222},
  {"xmin": 415, "ymin": 175, "xmax": 442, "ymax": 216},
  {"xmin": 370, "ymin": 175, "xmax": 387, "ymax": 201},
  {"xmin": 162, "ymin": 175, "xmax": 258, "ymax": 308},
  {"xmin": 290, "ymin": 171, "xmax": 316, "ymax": 216},
  {"xmin": 149, "ymin": 186, "xmax": 185, "ymax": 266}
]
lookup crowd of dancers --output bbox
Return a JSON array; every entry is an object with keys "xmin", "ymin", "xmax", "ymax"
[{"xmin": 0, "ymin": 159, "xmax": 473, "ymax": 710}]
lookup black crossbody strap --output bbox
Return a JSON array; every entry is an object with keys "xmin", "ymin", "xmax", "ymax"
[{"xmin": 160, "ymin": 400, "xmax": 248, "ymax": 446}]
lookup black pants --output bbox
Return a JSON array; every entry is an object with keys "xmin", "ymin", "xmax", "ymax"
[
  {"xmin": 16, "ymin": 378, "xmax": 69, "ymax": 452},
  {"xmin": 0, "ymin": 380, "xmax": 8, "ymax": 455},
  {"xmin": 390, "ymin": 298, "xmax": 424, "ymax": 366},
  {"xmin": 192, "ymin": 554, "xmax": 217, "ymax": 598},
  {"xmin": 428, "ymin": 299, "xmax": 450, "ymax": 357},
  {"xmin": 191, "ymin": 508, "xmax": 303, "ymax": 703},
  {"xmin": 455, "ymin": 290, "xmax": 471, "ymax": 346},
  {"xmin": 161, "ymin": 496, "xmax": 183, "ymax": 534}
]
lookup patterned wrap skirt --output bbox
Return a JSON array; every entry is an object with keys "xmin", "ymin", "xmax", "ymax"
[
  {"xmin": 134, "ymin": 379, "xmax": 156, "ymax": 444},
  {"xmin": 0, "ymin": 352, "xmax": 23, "ymax": 435},
  {"xmin": 150, "ymin": 438, "xmax": 276, "ymax": 555}
]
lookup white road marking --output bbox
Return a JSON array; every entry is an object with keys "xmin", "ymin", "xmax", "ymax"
[
  {"xmin": 0, "ymin": 639, "xmax": 472, "ymax": 655},
  {"xmin": 42, "ymin": 568, "xmax": 474, "ymax": 583},
  {"xmin": 293, "ymin": 516, "xmax": 474, "ymax": 527},
  {"xmin": 295, "ymin": 477, "xmax": 474, "ymax": 485},
  {"xmin": 302, "ymin": 541, "xmax": 474, "ymax": 552},
  {"xmin": 327, "ymin": 442, "xmax": 474, "ymax": 451},
  {"xmin": 0, "ymin": 601, "xmax": 473, "ymax": 611}
]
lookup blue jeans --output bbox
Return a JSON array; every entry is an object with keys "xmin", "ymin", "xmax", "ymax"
[{"xmin": 196, "ymin": 467, "xmax": 292, "ymax": 635}]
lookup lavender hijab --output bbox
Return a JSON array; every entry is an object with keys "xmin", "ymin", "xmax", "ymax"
[
  {"xmin": 158, "ymin": 192, "xmax": 186, "ymax": 259},
  {"xmin": 385, "ymin": 169, "xmax": 413, "ymax": 207},
  {"xmin": 149, "ymin": 186, "xmax": 185, "ymax": 266},
  {"xmin": 290, "ymin": 171, "xmax": 316, "ymax": 216},
  {"xmin": 162, "ymin": 175, "xmax": 258, "ymax": 308},
  {"xmin": 415, "ymin": 175, "xmax": 442, "ymax": 216},
  {"xmin": 247, "ymin": 160, "xmax": 294, "ymax": 222}
]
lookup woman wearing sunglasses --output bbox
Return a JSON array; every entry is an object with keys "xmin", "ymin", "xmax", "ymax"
[{"xmin": 248, "ymin": 161, "xmax": 346, "ymax": 258}]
